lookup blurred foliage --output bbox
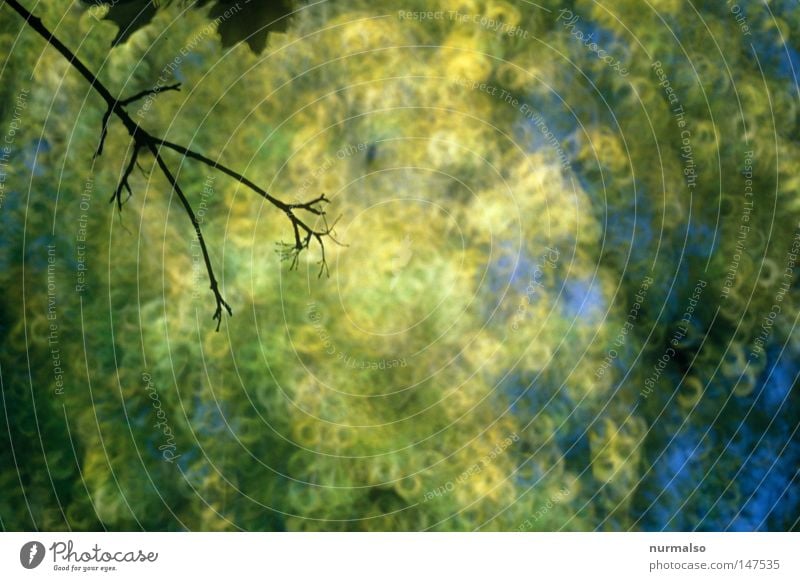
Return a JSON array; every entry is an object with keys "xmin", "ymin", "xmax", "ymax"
[{"xmin": 0, "ymin": 0, "xmax": 798, "ymax": 531}]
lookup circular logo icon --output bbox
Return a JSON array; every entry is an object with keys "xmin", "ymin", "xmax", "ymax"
[{"xmin": 20, "ymin": 541, "xmax": 45, "ymax": 569}]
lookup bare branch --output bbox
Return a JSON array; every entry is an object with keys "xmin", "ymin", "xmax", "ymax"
[
  {"xmin": 94, "ymin": 105, "xmax": 113, "ymax": 159},
  {"xmin": 156, "ymin": 137, "xmax": 338, "ymax": 276},
  {"xmin": 275, "ymin": 209, "xmax": 343, "ymax": 277},
  {"xmin": 110, "ymin": 144, "xmax": 140, "ymax": 211},
  {"xmin": 120, "ymin": 82, "xmax": 181, "ymax": 106},
  {"xmin": 95, "ymin": 84, "xmax": 181, "ymax": 158},
  {"xmin": 5, "ymin": 0, "xmax": 342, "ymax": 330},
  {"xmin": 149, "ymin": 142, "xmax": 232, "ymax": 330}
]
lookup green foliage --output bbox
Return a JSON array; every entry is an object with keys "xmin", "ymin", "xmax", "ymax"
[{"xmin": 1, "ymin": 0, "xmax": 798, "ymax": 531}]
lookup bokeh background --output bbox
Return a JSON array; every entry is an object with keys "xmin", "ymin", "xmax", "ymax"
[{"xmin": 1, "ymin": 0, "xmax": 799, "ymax": 531}]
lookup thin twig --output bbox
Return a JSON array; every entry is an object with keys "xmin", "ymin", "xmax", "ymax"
[
  {"xmin": 148, "ymin": 144, "xmax": 232, "ymax": 330},
  {"xmin": 120, "ymin": 82, "xmax": 181, "ymax": 106},
  {"xmin": 110, "ymin": 144, "xmax": 139, "ymax": 211},
  {"xmin": 96, "ymin": 83, "xmax": 181, "ymax": 158}
]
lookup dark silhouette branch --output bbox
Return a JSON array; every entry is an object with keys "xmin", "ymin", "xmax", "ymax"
[
  {"xmin": 149, "ymin": 145, "xmax": 232, "ymax": 330},
  {"xmin": 110, "ymin": 144, "xmax": 139, "ymax": 211},
  {"xmin": 5, "ymin": 0, "xmax": 340, "ymax": 329},
  {"xmin": 276, "ymin": 208, "xmax": 343, "ymax": 276},
  {"xmin": 120, "ymin": 82, "xmax": 182, "ymax": 106},
  {"xmin": 96, "ymin": 82, "xmax": 182, "ymax": 158}
]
